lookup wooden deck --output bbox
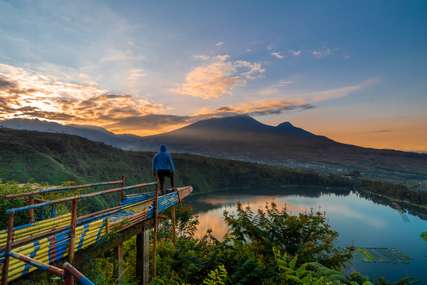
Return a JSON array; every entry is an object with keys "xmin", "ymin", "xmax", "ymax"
[{"xmin": 0, "ymin": 179, "xmax": 192, "ymax": 284}]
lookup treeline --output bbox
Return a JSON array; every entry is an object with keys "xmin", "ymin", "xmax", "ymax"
[{"xmin": 357, "ymin": 179, "xmax": 427, "ymax": 205}]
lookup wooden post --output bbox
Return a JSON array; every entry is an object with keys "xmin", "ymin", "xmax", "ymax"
[
  {"xmin": 68, "ymin": 199, "xmax": 78, "ymax": 263},
  {"xmin": 171, "ymin": 206, "xmax": 176, "ymax": 245},
  {"xmin": 116, "ymin": 243, "xmax": 124, "ymax": 284},
  {"xmin": 28, "ymin": 196, "xmax": 35, "ymax": 223},
  {"xmin": 152, "ymin": 181, "xmax": 159, "ymax": 277},
  {"xmin": 136, "ymin": 225, "xmax": 150, "ymax": 285},
  {"xmin": 120, "ymin": 176, "xmax": 126, "ymax": 201},
  {"xmin": 66, "ymin": 199, "xmax": 77, "ymax": 285},
  {"xmin": 1, "ymin": 213, "xmax": 15, "ymax": 285},
  {"xmin": 63, "ymin": 269, "xmax": 73, "ymax": 285}
]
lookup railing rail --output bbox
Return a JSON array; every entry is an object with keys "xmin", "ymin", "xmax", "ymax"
[
  {"xmin": 2, "ymin": 177, "xmax": 126, "ymax": 224},
  {"xmin": 6, "ymin": 182, "xmax": 157, "ymax": 214},
  {"xmin": 1, "ymin": 178, "xmax": 158, "ymax": 285},
  {"xmin": 63, "ymin": 262, "xmax": 95, "ymax": 285},
  {"xmin": 8, "ymin": 251, "xmax": 94, "ymax": 285},
  {"xmin": 3, "ymin": 179, "xmax": 125, "ymax": 200}
]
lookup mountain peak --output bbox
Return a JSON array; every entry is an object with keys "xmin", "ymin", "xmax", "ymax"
[
  {"xmin": 276, "ymin": 121, "xmax": 294, "ymax": 128},
  {"xmin": 274, "ymin": 121, "xmax": 317, "ymax": 137},
  {"xmin": 188, "ymin": 115, "xmax": 267, "ymax": 130}
]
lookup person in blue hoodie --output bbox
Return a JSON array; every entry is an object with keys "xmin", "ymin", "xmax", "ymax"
[{"xmin": 152, "ymin": 145, "xmax": 176, "ymax": 195}]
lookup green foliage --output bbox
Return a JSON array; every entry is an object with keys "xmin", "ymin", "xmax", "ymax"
[
  {"xmin": 0, "ymin": 182, "xmax": 36, "ymax": 227},
  {"xmin": 202, "ymin": 265, "xmax": 227, "ymax": 285},
  {"xmin": 224, "ymin": 202, "xmax": 352, "ymax": 268},
  {"xmin": 146, "ymin": 204, "xmax": 416, "ymax": 285},
  {"xmin": 271, "ymin": 248, "xmax": 350, "ymax": 284},
  {"xmin": 421, "ymin": 231, "xmax": 427, "ymax": 241}
]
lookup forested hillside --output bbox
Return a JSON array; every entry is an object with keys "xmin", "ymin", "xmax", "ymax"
[{"xmin": 0, "ymin": 128, "xmax": 345, "ymax": 193}]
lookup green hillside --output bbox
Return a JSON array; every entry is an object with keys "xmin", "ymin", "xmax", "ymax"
[{"xmin": 0, "ymin": 128, "xmax": 345, "ymax": 192}]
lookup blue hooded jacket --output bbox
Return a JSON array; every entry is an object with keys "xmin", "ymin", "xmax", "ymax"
[{"xmin": 152, "ymin": 145, "xmax": 176, "ymax": 173}]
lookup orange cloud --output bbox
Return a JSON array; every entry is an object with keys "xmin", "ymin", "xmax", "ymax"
[
  {"xmin": 0, "ymin": 63, "xmax": 163, "ymax": 127},
  {"xmin": 173, "ymin": 55, "xmax": 264, "ymax": 99}
]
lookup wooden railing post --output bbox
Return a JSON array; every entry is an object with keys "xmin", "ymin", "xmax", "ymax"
[
  {"xmin": 116, "ymin": 243, "xmax": 124, "ymax": 284},
  {"xmin": 171, "ymin": 206, "xmax": 176, "ymax": 245},
  {"xmin": 120, "ymin": 176, "xmax": 126, "ymax": 201},
  {"xmin": 28, "ymin": 196, "xmax": 35, "ymax": 223},
  {"xmin": 63, "ymin": 269, "xmax": 73, "ymax": 285},
  {"xmin": 137, "ymin": 225, "xmax": 150, "ymax": 285},
  {"xmin": 68, "ymin": 199, "xmax": 78, "ymax": 263},
  {"xmin": 1, "ymin": 213, "xmax": 15, "ymax": 285},
  {"xmin": 66, "ymin": 199, "xmax": 77, "ymax": 285},
  {"xmin": 152, "ymin": 181, "xmax": 159, "ymax": 278}
]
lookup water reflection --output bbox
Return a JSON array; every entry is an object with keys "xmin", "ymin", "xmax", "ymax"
[{"xmin": 187, "ymin": 187, "xmax": 427, "ymax": 283}]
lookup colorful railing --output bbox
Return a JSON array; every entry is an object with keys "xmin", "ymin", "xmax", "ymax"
[{"xmin": 0, "ymin": 178, "xmax": 193, "ymax": 284}]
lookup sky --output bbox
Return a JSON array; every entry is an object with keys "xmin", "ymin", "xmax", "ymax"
[{"xmin": 0, "ymin": 0, "xmax": 426, "ymax": 151}]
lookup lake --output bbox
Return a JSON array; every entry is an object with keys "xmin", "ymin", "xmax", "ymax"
[{"xmin": 187, "ymin": 186, "xmax": 427, "ymax": 283}]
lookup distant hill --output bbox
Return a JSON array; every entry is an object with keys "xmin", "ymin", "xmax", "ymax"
[
  {"xmin": 2, "ymin": 116, "xmax": 427, "ymax": 185},
  {"xmin": 0, "ymin": 118, "xmax": 144, "ymax": 150},
  {"xmin": 141, "ymin": 115, "xmax": 427, "ymax": 185}
]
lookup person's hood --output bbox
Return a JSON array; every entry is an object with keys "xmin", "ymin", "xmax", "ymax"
[{"xmin": 160, "ymin": 145, "xmax": 167, "ymax": 152}]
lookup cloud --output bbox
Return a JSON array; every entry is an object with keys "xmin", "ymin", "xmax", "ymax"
[
  {"xmin": 193, "ymin": 54, "xmax": 210, "ymax": 61},
  {"xmin": 104, "ymin": 99, "xmax": 313, "ymax": 134},
  {"xmin": 127, "ymin": 68, "xmax": 145, "ymax": 81},
  {"xmin": 106, "ymin": 114, "xmax": 190, "ymax": 134},
  {"xmin": 0, "ymin": 76, "xmax": 17, "ymax": 90},
  {"xmin": 271, "ymin": 52, "xmax": 285, "ymax": 59},
  {"xmin": 371, "ymin": 129, "xmax": 392, "ymax": 134},
  {"xmin": 0, "ymin": 0, "xmax": 145, "ymax": 94},
  {"xmin": 312, "ymin": 47, "xmax": 335, "ymax": 59},
  {"xmin": 194, "ymin": 99, "xmax": 314, "ymax": 118},
  {"xmin": 0, "ymin": 63, "xmax": 376, "ymax": 136},
  {"xmin": 100, "ymin": 49, "xmax": 140, "ymax": 63},
  {"xmin": 0, "ymin": 63, "xmax": 163, "ymax": 126},
  {"xmin": 81, "ymin": 78, "xmax": 374, "ymax": 134},
  {"xmin": 308, "ymin": 79, "xmax": 377, "ymax": 102},
  {"xmin": 289, "ymin": 50, "xmax": 302, "ymax": 56},
  {"xmin": 277, "ymin": 80, "xmax": 293, "ymax": 87},
  {"xmin": 215, "ymin": 41, "xmax": 224, "ymax": 47},
  {"xmin": 173, "ymin": 55, "xmax": 264, "ymax": 99}
]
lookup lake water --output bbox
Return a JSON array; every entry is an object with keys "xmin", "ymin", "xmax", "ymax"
[{"xmin": 187, "ymin": 187, "xmax": 427, "ymax": 283}]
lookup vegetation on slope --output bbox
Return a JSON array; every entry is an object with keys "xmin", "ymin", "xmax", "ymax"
[
  {"xmin": 0, "ymin": 128, "xmax": 349, "ymax": 189},
  {"xmin": 74, "ymin": 204, "xmax": 416, "ymax": 285}
]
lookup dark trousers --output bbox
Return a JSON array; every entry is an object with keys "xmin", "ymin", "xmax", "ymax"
[{"xmin": 156, "ymin": 170, "xmax": 175, "ymax": 195}]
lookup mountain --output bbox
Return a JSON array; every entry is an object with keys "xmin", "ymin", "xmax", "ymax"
[
  {"xmin": 141, "ymin": 115, "xmax": 427, "ymax": 185},
  {"xmin": 1, "ymin": 116, "xmax": 427, "ymax": 185},
  {"xmin": 0, "ymin": 118, "xmax": 144, "ymax": 150}
]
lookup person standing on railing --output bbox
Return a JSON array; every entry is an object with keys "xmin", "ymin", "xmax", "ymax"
[{"xmin": 152, "ymin": 145, "xmax": 176, "ymax": 195}]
